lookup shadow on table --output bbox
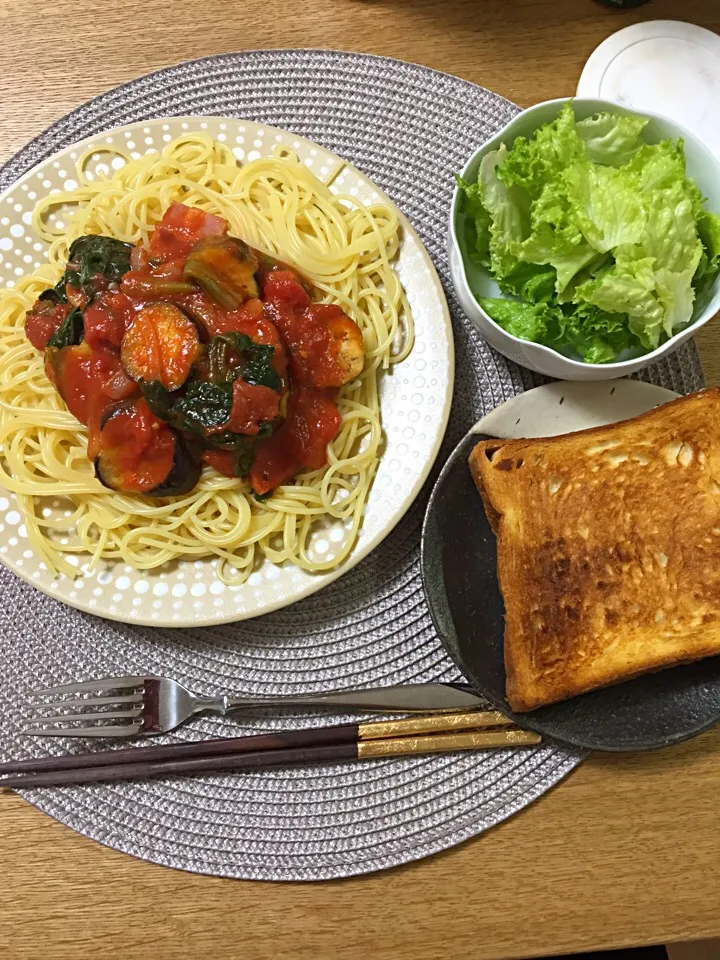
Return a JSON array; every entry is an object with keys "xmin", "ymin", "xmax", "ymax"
[
  {"xmin": 546, "ymin": 947, "xmax": 667, "ymax": 959},
  {"xmin": 347, "ymin": 0, "xmax": 655, "ymax": 33},
  {"xmin": 586, "ymin": 724, "xmax": 720, "ymax": 775}
]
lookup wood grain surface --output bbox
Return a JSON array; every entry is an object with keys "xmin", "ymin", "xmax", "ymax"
[{"xmin": 2, "ymin": 1, "xmax": 720, "ymax": 958}]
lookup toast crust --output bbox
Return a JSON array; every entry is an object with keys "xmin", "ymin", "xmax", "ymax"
[{"xmin": 468, "ymin": 388, "xmax": 720, "ymax": 712}]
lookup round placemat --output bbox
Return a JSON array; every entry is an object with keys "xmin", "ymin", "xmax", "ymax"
[{"xmin": 0, "ymin": 50, "xmax": 705, "ymax": 881}]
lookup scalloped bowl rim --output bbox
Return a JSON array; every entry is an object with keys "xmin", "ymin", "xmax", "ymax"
[{"xmin": 449, "ymin": 97, "xmax": 720, "ymax": 373}]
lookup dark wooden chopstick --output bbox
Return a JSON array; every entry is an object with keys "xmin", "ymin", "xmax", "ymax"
[
  {"xmin": 0, "ymin": 723, "xmax": 358, "ymax": 775},
  {"xmin": 1, "ymin": 740, "xmax": 360, "ymax": 788},
  {"xmin": 0, "ymin": 710, "xmax": 539, "ymax": 789},
  {"xmin": 0, "ymin": 728, "xmax": 541, "ymax": 789}
]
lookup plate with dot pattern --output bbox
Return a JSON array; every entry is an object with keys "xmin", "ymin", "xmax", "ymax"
[{"xmin": 0, "ymin": 116, "xmax": 454, "ymax": 626}]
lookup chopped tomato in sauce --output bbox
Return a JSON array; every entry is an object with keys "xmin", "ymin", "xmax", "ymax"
[
  {"xmin": 250, "ymin": 387, "xmax": 341, "ymax": 494},
  {"xmin": 25, "ymin": 300, "xmax": 70, "ymax": 350},
  {"xmin": 201, "ymin": 449, "xmax": 237, "ymax": 478},
  {"xmin": 225, "ymin": 379, "xmax": 281, "ymax": 436},
  {"xmin": 83, "ymin": 292, "xmax": 136, "ymax": 350},
  {"xmin": 149, "ymin": 203, "xmax": 227, "ymax": 262},
  {"xmin": 262, "ymin": 269, "xmax": 311, "ymax": 311},
  {"xmin": 102, "ymin": 367, "xmax": 139, "ymax": 402},
  {"xmin": 46, "ymin": 342, "xmax": 140, "ymax": 458},
  {"xmin": 99, "ymin": 399, "xmax": 176, "ymax": 493},
  {"xmin": 263, "ymin": 269, "xmax": 364, "ymax": 389},
  {"xmin": 290, "ymin": 387, "xmax": 343, "ymax": 470}
]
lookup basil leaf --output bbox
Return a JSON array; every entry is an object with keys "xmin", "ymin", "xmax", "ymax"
[
  {"xmin": 67, "ymin": 235, "xmax": 133, "ymax": 287},
  {"xmin": 174, "ymin": 381, "xmax": 233, "ymax": 434},
  {"xmin": 207, "ymin": 331, "xmax": 281, "ymax": 391},
  {"xmin": 141, "ymin": 379, "xmax": 275, "ymax": 442},
  {"xmin": 140, "ymin": 380, "xmax": 174, "ymax": 421},
  {"xmin": 39, "ymin": 275, "xmax": 69, "ymax": 305},
  {"xmin": 243, "ymin": 342, "xmax": 281, "ymax": 390},
  {"xmin": 46, "ymin": 307, "xmax": 83, "ymax": 349},
  {"xmin": 38, "ymin": 235, "xmax": 134, "ymax": 307},
  {"xmin": 206, "ymin": 430, "xmax": 252, "ymax": 450}
]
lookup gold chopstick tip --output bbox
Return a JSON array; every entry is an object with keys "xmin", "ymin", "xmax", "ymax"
[
  {"xmin": 358, "ymin": 709, "xmax": 512, "ymax": 741},
  {"xmin": 358, "ymin": 729, "xmax": 542, "ymax": 759}
]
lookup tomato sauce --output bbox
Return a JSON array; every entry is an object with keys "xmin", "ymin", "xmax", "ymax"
[
  {"xmin": 47, "ymin": 342, "xmax": 140, "ymax": 457},
  {"xmin": 83, "ymin": 292, "xmax": 137, "ymax": 350},
  {"xmin": 25, "ymin": 203, "xmax": 365, "ymax": 498},
  {"xmin": 25, "ymin": 301, "xmax": 71, "ymax": 350},
  {"xmin": 148, "ymin": 203, "xmax": 227, "ymax": 262},
  {"xmin": 201, "ymin": 449, "xmax": 237, "ymax": 478},
  {"xmin": 226, "ymin": 380, "xmax": 282, "ymax": 435},
  {"xmin": 250, "ymin": 387, "xmax": 341, "ymax": 494},
  {"xmin": 99, "ymin": 399, "xmax": 176, "ymax": 493},
  {"xmin": 263, "ymin": 271, "xmax": 364, "ymax": 389}
]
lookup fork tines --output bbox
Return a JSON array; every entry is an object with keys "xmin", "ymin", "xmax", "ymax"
[{"xmin": 25, "ymin": 676, "xmax": 147, "ymax": 737}]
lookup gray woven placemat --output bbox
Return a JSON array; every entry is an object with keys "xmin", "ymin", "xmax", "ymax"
[{"xmin": 0, "ymin": 50, "xmax": 705, "ymax": 881}]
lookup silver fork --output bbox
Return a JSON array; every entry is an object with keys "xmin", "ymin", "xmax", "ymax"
[{"xmin": 24, "ymin": 676, "xmax": 487, "ymax": 737}]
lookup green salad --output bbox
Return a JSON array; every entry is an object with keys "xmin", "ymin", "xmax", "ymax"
[{"xmin": 457, "ymin": 102, "xmax": 720, "ymax": 363}]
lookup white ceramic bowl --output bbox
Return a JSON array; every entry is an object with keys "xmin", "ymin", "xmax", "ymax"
[{"xmin": 448, "ymin": 98, "xmax": 720, "ymax": 380}]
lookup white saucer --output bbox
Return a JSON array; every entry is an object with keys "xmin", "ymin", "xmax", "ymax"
[
  {"xmin": 577, "ymin": 20, "xmax": 720, "ymax": 157},
  {"xmin": 471, "ymin": 379, "xmax": 679, "ymax": 439}
]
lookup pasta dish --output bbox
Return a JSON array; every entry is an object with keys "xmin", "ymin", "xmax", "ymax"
[{"xmin": 0, "ymin": 134, "xmax": 413, "ymax": 583}]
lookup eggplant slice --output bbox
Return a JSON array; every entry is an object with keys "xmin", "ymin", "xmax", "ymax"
[
  {"xmin": 184, "ymin": 236, "xmax": 259, "ymax": 308},
  {"xmin": 121, "ymin": 303, "xmax": 201, "ymax": 392},
  {"xmin": 96, "ymin": 400, "xmax": 201, "ymax": 497},
  {"xmin": 149, "ymin": 436, "xmax": 201, "ymax": 497}
]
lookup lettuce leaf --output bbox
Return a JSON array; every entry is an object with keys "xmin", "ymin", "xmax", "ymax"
[
  {"xmin": 576, "ymin": 257, "xmax": 665, "ymax": 350},
  {"xmin": 455, "ymin": 175, "xmax": 491, "ymax": 268},
  {"xmin": 576, "ymin": 112, "xmax": 648, "ymax": 167},
  {"xmin": 495, "ymin": 261, "xmax": 556, "ymax": 303},
  {"xmin": 695, "ymin": 210, "xmax": 720, "ymax": 285},
  {"xmin": 564, "ymin": 161, "xmax": 646, "ymax": 254},
  {"xmin": 624, "ymin": 139, "xmax": 687, "ymax": 194},
  {"xmin": 496, "ymin": 102, "xmax": 585, "ymax": 198},
  {"xmin": 476, "ymin": 146, "xmax": 530, "ymax": 278},
  {"xmin": 480, "ymin": 297, "xmax": 642, "ymax": 363},
  {"xmin": 478, "ymin": 298, "xmax": 556, "ymax": 344},
  {"xmin": 697, "ymin": 211, "xmax": 720, "ymax": 264},
  {"xmin": 515, "ymin": 222, "xmax": 605, "ymax": 295}
]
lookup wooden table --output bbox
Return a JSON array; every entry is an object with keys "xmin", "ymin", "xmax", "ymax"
[{"xmin": 2, "ymin": 1, "xmax": 720, "ymax": 958}]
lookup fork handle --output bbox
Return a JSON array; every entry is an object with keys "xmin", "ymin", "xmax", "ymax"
[{"xmin": 201, "ymin": 683, "xmax": 487, "ymax": 716}]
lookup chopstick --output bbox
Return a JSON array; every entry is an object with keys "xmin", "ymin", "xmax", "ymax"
[
  {"xmin": 1, "ymin": 709, "xmax": 512, "ymax": 775},
  {"xmin": 0, "ymin": 709, "xmax": 540, "ymax": 789}
]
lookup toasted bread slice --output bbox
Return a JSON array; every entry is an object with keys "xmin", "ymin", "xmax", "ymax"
[{"xmin": 468, "ymin": 388, "xmax": 720, "ymax": 712}]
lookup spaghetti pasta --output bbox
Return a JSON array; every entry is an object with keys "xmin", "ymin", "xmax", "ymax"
[{"xmin": 0, "ymin": 133, "xmax": 413, "ymax": 583}]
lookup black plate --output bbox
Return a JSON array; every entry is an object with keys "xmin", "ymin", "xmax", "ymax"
[{"xmin": 421, "ymin": 431, "xmax": 720, "ymax": 752}]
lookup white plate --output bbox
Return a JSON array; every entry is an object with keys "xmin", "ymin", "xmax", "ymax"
[
  {"xmin": 577, "ymin": 20, "xmax": 720, "ymax": 158},
  {"xmin": 472, "ymin": 379, "xmax": 679, "ymax": 438},
  {"xmin": 0, "ymin": 117, "xmax": 454, "ymax": 626}
]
